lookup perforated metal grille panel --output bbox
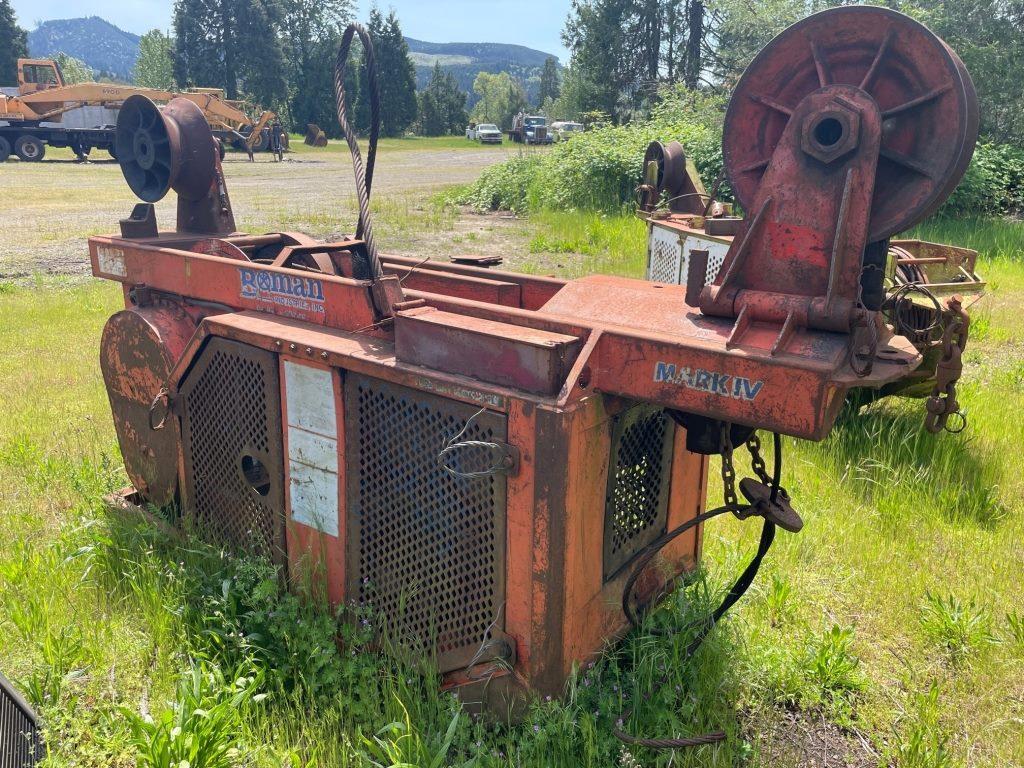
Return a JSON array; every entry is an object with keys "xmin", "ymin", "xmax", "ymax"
[
  {"xmin": 0, "ymin": 672, "xmax": 41, "ymax": 768},
  {"xmin": 648, "ymin": 225, "xmax": 682, "ymax": 284},
  {"xmin": 604, "ymin": 406, "xmax": 676, "ymax": 580},
  {"xmin": 345, "ymin": 375, "xmax": 506, "ymax": 672},
  {"xmin": 706, "ymin": 247, "xmax": 727, "ymax": 281},
  {"xmin": 649, "ymin": 224, "xmax": 732, "ymax": 291},
  {"xmin": 180, "ymin": 338, "xmax": 285, "ymax": 564}
]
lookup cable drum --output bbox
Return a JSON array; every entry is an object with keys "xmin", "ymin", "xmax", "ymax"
[{"xmin": 722, "ymin": 5, "xmax": 978, "ymax": 242}]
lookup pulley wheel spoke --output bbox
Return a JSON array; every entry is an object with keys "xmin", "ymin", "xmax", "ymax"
[{"xmin": 722, "ymin": 6, "xmax": 978, "ymax": 241}]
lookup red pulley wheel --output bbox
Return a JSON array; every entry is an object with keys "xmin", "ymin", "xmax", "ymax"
[{"xmin": 723, "ymin": 6, "xmax": 978, "ymax": 242}]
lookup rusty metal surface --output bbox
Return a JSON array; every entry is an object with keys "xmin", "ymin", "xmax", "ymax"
[
  {"xmin": 925, "ymin": 296, "xmax": 969, "ymax": 433},
  {"xmin": 382, "ymin": 264, "xmax": 522, "ymax": 307},
  {"xmin": 890, "ymin": 240, "xmax": 985, "ymax": 295},
  {"xmin": 344, "ymin": 373, "xmax": 507, "ymax": 673},
  {"xmin": 708, "ymin": 83, "xmax": 886, "ymax": 332},
  {"xmin": 115, "ymin": 95, "xmax": 236, "ymax": 235},
  {"xmin": 179, "ymin": 337, "xmax": 286, "ymax": 564},
  {"xmin": 395, "ymin": 307, "xmax": 581, "ymax": 396},
  {"xmin": 723, "ymin": 5, "xmax": 978, "ymax": 242},
  {"xmin": 100, "ymin": 305, "xmax": 196, "ymax": 508},
  {"xmin": 640, "ymin": 141, "xmax": 707, "ymax": 215},
  {"xmin": 304, "ymin": 123, "xmax": 328, "ymax": 146},
  {"xmin": 190, "ymin": 238, "xmax": 249, "ymax": 261},
  {"xmin": 85, "ymin": 6, "xmax": 982, "ymax": 717}
]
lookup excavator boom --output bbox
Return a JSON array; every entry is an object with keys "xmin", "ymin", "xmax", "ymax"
[{"xmin": 2, "ymin": 59, "xmax": 274, "ymax": 157}]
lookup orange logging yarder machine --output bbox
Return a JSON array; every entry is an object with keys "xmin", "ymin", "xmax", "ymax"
[{"xmin": 89, "ymin": 9, "xmax": 977, "ymax": 745}]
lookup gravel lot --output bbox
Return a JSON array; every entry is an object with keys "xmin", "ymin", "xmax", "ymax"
[{"xmin": 0, "ymin": 141, "xmax": 516, "ymax": 280}]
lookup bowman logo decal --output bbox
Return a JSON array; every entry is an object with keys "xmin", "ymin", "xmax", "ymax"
[
  {"xmin": 654, "ymin": 362, "xmax": 764, "ymax": 401},
  {"xmin": 239, "ymin": 268, "xmax": 325, "ymax": 316}
]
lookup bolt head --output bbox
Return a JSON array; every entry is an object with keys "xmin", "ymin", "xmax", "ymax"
[{"xmin": 800, "ymin": 103, "xmax": 861, "ymax": 164}]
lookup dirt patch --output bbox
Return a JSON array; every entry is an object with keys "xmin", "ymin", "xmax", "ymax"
[
  {"xmin": 385, "ymin": 209, "xmax": 536, "ymax": 267},
  {"xmin": 750, "ymin": 710, "xmax": 880, "ymax": 768},
  {"xmin": 0, "ymin": 144, "xmax": 515, "ymax": 281}
]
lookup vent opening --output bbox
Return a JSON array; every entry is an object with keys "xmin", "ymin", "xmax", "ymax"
[{"xmin": 603, "ymin": 406, "xmax": 675, "ymax": 580}]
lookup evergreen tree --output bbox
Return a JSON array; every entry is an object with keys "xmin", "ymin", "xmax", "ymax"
[
  {"xmin": 538, "ymin": 55, "xmax": 561, "ymax": 106},
  {"xmin": 172, "ymin": 0, "xmax": 287, "ymax": 108},
  {"xmin": 0, "ymin": 0, "xmax": 28, "ymax": 85},
  {"xmin": 506, "ymin": 78, "xmax": 528, "ymax": 125},
  {"xmin": 562, "ymin": 0, "xmax": 628, "ymax": 119},
  {"xmin": 417, "ymin": 62, "xmax": 467, "ymax": 135},
  {"xmin": 417, "ymin": 90, "xmax": 442, "ymax": 136},
  {"xmin": 281, "ymin": 0, "xmax": 355, "ymax": 138},
  {"xmin": 360, "ymin": 8, "xmax": 418, "ymax": 137},
  {"xmin": 235, "ymin": 0, "xmax": 288, "ymax": 109},
  {"xmin": 470, "ymin": 71, "xmax": 528, "ymax": 129},
  {"xmin": 561, "ymin": 0, "xmax": 710, "ymax": 120},
  {"xmin": 173, "ymin": 0, "xmax": 223, "ymax": 92},
  {"xmin": 134, "ymin": 30, "xmax": 175, "ymax": 89}
]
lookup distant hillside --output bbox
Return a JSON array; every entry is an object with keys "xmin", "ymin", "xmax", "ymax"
[
  {"xmin": 406, "ymin": 38, "xmax": 558, "ymax": 106},
  {"xmin": 22, "ymin": 16, "xmax": 558, "ymax": 101},
  {"xmin": 28, "ymin": 16, "xmax": 139, "ymax": 81}
]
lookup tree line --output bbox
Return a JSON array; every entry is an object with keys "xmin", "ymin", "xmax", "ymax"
[
  {"xmin": 0, "ymin": 0, "xmax": 27, "ymax": 84},
  {"xmin": 11, "ymin": 0, "xmax": 1018, "ymax": 145},
  {"xmin": 167, "ymin": 0, "xmax": 462, "ymax": 138},
  {"xmin": 0, "ymin": 0, "xmax": 473, "ymax": 139},
  {"xmin": 162, "ymin": 0, "xmax": 564, "ymax": 137},
  {"xmin": 559, "ymin": 0, "xmax": 1024, "ymax": 143}
]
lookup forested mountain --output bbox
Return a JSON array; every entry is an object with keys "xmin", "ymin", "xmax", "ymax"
[
  {"xmin": 27, "ymin": 16, "xmax": 138, "ymax": 80},
  {"xmin": 405, "ymin": 38, "xmax": 557, "ymax": 106},
  {"xmin": 21, "ymin": 15, "xmax": 558, "ymax": 105}
]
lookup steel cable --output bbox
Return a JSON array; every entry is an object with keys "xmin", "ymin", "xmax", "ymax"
[
  {"xmin": 334, "ymin": 23, "xmax": 383, "ymax": 279},
  {"xmin": 613, "ymin": 431, "xmax": 784, "ymax": 751}
]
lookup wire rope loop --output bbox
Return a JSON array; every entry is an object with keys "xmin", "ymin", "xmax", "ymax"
[{"xmin": 334, "ymin": 24, "xmax": 383, "ymax": 280}]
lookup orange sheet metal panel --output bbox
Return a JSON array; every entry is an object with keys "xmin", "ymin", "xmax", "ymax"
[
  {"xmin": 395, "ymin": 306, "xmax": 582, "ymax": 395},
  {"xmin": 281, "ymin": 358, "xmax": 347, "ymax": 606}
]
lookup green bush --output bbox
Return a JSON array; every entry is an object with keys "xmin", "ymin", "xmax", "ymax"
[
  {"xmin": 459, "ymin": 87, "xmax": 726, "ymax": 214},
  {"xmin": 462, "ymin": 87, "xmax": 1024, "ymax": 219},
  {"xmin": 941, "ymin": 142, "xmax": 1024, "ymax": 216}
]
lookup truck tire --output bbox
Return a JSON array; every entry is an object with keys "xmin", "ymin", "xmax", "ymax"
[
  {"xmin": 0, "ymin": 136, "xmax": 10, "ymax": 162},
  {"xmin": 252, "ymin": 129, "xmax": 270, "ymax": 153},
  {"xmin": 14, "ymin": 135, "xmax": 45, "ymax": 162}
]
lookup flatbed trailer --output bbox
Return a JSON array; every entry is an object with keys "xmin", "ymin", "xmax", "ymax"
[
  {"xmin": 1, "ymin": 58, "xmax": 281, "ymax": 162},
  {"xmin": 0, "ymin": 121, "xmax": 115, "ymax": 161},
  {"xmin": 0, "ymin": 121, "xmax": 256, "ymax": 162}
]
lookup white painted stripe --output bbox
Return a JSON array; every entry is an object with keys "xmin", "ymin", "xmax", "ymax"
[
  {"xmin": 283, "ymin": 361, "xmax": 339, "ymax": 536},
  {"xmin": 288, "ymin": 461, "xmax": 339, "ymax": 537},
  {"xmin": 284, "ymin": 361, "xmax": 337, "ymax": 437}
]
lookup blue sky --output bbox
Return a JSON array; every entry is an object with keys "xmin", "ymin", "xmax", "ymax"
[{"xmin": 11, "ymin": 0, "xmax": 571, "ymax": 60}]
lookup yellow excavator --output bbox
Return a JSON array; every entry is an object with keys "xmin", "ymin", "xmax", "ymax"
[{"xmin": 0, "ymin": 58, "xmax": 282, "ymax": 162}]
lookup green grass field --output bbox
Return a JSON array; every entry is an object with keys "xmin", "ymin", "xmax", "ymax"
[{"xmin": 0, "ymin": 168, "xmax": 1021, "ymax": 767}]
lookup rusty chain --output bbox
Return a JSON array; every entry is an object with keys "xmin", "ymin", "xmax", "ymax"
[
  {"xmin": 720, "ymin": 423, "xmax": 738, "ymax": 511},
  {"xmin": 924, "ymin": 295, "xmax": 970, "ymax": 434},
  {"xmin": 746, "ymin": 433, "xmax": 771, "ymax": 486},
  {"xmin": 615, "ymin": 425, "xmax": 794, "ymax": 751}
]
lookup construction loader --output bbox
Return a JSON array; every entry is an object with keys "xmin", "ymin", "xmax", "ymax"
[{"xmin": 0, "ymin": 58, "xmax": 279, "ymax": 162}]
